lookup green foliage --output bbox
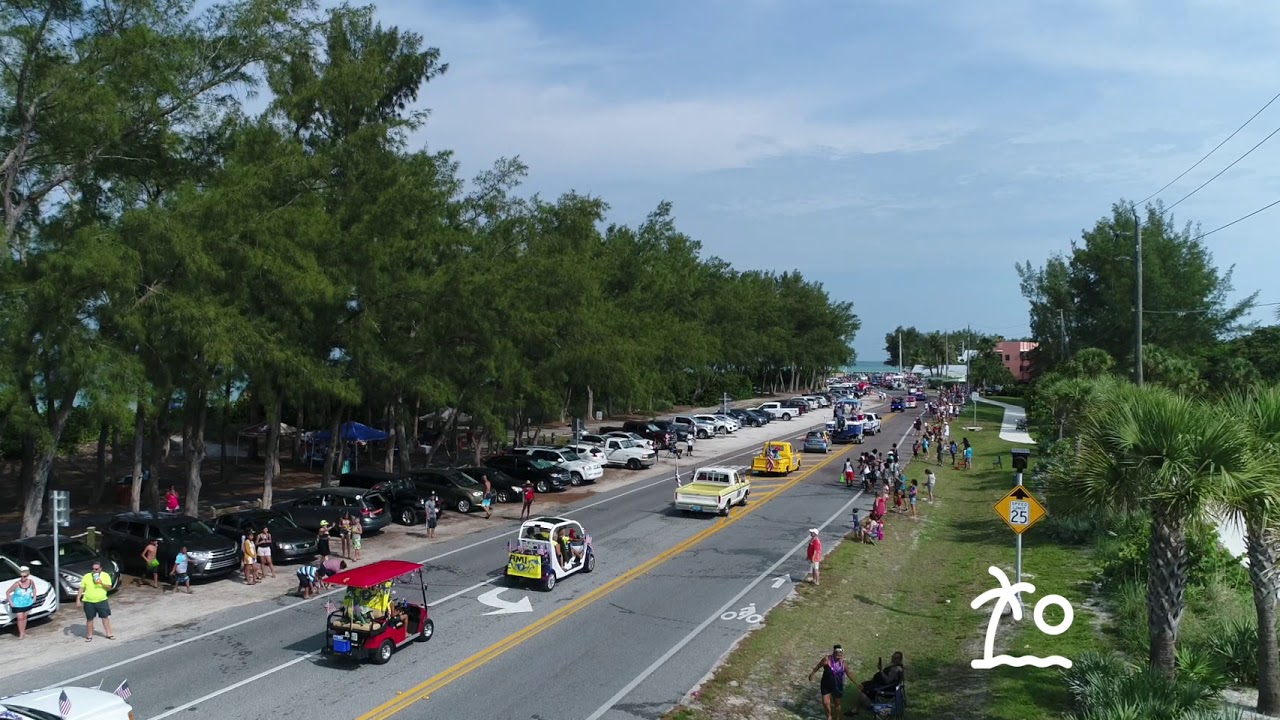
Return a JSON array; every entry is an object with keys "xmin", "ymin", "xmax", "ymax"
[
  {"xmin": 1091, "ymin": 513, "xmax": 1246, "ymax": 591},
  {"xmin": 1063, "ymin": 651, "xmax": 1224, "ymax": 720}
]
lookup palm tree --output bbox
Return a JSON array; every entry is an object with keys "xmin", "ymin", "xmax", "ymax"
[
  {"xmin": 1055, "ymin": 382, "xmax": 1251, "ymax": 677},
  {"xmin": 1222, "ymin": 387, "xmax": 1280, "ymax": 716}
]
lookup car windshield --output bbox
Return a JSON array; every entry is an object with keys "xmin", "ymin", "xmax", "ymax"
[
  {"xmin": 530, "ymin": 459, "xmax": 557, "ymax": 470},
  {"xmin": 560, "ymin": 451, "xmax": 581, "ymax": 462},
  {"xmin": 0, "ymin": 557, "xmax": 21, "ymax": 582},
  {"xmin": 55, "ymin": 540, "xmax": 99, "ymax": 564},
  {"xmin": 165, "ymin": 520, "xmax": 216, "ymax": 539},
  {"xmin": 450, "ymin": 472, "xmax": 481, "ymax": 488},
  {"xmin": 259, "ymin": 514, "xmax": 299, "ymax": 531}
]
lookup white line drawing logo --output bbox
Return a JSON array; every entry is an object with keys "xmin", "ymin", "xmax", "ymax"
[{"xmin": 970, "ymin": 565, "xmax": 1074, "ymax": 669}]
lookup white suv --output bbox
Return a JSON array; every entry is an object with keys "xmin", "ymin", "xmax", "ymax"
[
  {"xmin": 512, "ymin": 447, "xmax": 605, "ymax": 486},
  {"xmin": 694, "ymin": 414, "xmax": 735, "ymax": 434}
]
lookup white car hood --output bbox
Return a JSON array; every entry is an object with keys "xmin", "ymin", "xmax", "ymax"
[{"xmin": 3, "ymin": 686, "xmax": 131, "ymax": 719}]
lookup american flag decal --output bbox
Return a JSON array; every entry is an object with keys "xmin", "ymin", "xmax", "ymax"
[
  {"xmin": 58, "ymin": 690, "xmax": 71, "ymax": 718},
  {"xmin": 114, "ymin": 679, "xmax": 132, "ymax": 702}
]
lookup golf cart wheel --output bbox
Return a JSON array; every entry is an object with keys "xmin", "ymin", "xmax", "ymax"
[
  {"xmin": 543, "ymin": 572, "xmax": 557, "ymax": 592},
  {"xmin": 535, "ymin": 480, "xmax": 550, "ymax": 493},
  {"xmin": 398, "ymin": 507, "xmax": 416, "ymax": 525},
  {"xmin": 456, "ymin": 498, "xmax": 472, "ymax": 513},
  {"xmin": 627, "ymin": 458, "xmax": 642, "ymax": 470},
  {"xmin": 420, "ymin": 619, "xmax": 434, "ymax": 642},
  {"xmin": 570, "ymin": 472, "xmax": 583, "ymax": 487},
  {"xmin": 583, "ymin": 552, "xmax": 595, "ymax": 573},
  {"xmin": 373, "ymin": 639, "xmax": 394, "ymax": 665}
]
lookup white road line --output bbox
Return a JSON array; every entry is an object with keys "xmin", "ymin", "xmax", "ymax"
[
  {"xmin": 47, "ymin": 420, "xmax": 829, "ymax": 689},
  {"xmin": 428, "ymin": 577, "xmax": 499, "ymax": 607},
  {"xmin": 145, "ymin": 652, "xmax": 317, "ymax": 720},
  {"xmin": 583, "ymin": 415, "xmax": 919, "ymax": 720}
]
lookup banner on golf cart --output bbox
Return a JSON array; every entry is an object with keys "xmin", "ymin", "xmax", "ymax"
[{"xmin": 507, "ymin": 553, "xmax": 542, "ymax": 579}]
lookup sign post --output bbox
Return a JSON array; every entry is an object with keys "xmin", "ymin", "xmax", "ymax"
[
  {"xmin": 970, "ymin": 390, "xmax": 979, "ymax": 423},
  {"xmin": 50, "ymin": 490, "xmax": 71, "ymax": 607},
  {"xmin": 994, "ymin": 450, "xmax": 1042, "ymax": 610}
]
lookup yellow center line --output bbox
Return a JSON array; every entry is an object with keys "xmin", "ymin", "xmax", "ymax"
[{"xmin": 357, "ymin": 441, "xmax": 855, "ymax": 720}]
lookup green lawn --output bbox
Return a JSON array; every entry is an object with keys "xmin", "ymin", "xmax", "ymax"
[{"xmin": 667, "ymin": 404, "xmax": 1108, "ymax": 720}]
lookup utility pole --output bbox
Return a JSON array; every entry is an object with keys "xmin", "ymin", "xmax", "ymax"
[
  {"xmin": 1134, "ymin": 207, "xmax": 1144, "ymax": 386},
  {"xmin": 898, "ymin": 332, "xmax": 903, "ymax": 375}
]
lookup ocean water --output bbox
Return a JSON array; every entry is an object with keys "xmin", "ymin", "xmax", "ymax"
[{"xmin": 841, "ymin": 360, "xmax": 901, "ymax": 374}]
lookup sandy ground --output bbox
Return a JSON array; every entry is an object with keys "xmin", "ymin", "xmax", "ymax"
[{"xmin": 0, "ymin": 398, "xmax": 833, "ymax": 672}]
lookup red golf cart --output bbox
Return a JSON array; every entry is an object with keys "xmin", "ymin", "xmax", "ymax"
[{"xmin": 321, "ymin": 559, "xmax": 434, "ymax": 665}]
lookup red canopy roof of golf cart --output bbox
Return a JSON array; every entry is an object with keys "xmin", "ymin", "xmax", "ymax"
[{"xmin": 325, "ymin": 560, "xmax": 423, "ymax": 589}]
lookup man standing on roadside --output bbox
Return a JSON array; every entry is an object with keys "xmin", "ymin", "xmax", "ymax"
[
  {"xmin": 171, "ymin": 546, "xmax": 192, "ymax": 594},
  {"xmin": 77, "ymin": 560, "xmax": 115, "ymax": 641},
  {"xmin": 806, "ymin": 529, "xmax": 823, "ymax": 586},
  {"xmin": 141, "ymin": 538, "xmax": 161, "ymax": 589}
]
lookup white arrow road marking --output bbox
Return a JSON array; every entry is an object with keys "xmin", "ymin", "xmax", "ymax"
[
  {"xmin": 771, "ymin": 574, "xmax": 791, "ymax": 589},
  {"xmin": 478, "ymin": 587, "xmax": 533, "ymax": 615}
]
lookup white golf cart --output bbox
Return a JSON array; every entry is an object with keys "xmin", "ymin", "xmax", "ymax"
[{"xmin": 504, "ymin": 516, "xmax": 595, "ymax": 591}]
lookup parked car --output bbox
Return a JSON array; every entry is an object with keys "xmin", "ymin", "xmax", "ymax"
[
  {"xmin": 610, "ymin": 419, "xmax": 688, "ymax": 447},
  {"xmin": 0, "ymin": 536, "xmax": 121, "ymax": 600},
  {"xmin": 509, "ymin": 446, "xmax": 603, "ymax": 485},
  {"xmin": 455, "ymin": 466, "xmax": 524, "ymax": 503},
  {"xmin": 482, "ymin": 454, "xmax": 571, "ymax": 493},
  {"xmin": 726, "ymin": 408, "xmax": 767, "ymax": 427},
  {"xmin": 0, "ymin": 554, "xmax": 57, "ymax": 629},
  {"xmin": 338, "ymin": 470, "xmax": 430, "ymax": 525},
  {"xmin": 211, "ymin": 510, "xmax": 318, "ymax": 563},
  {"xmin": 672, "ymin": 415, "xmax": 716, "ymax": 439},
  {"xmin": 588, "ymin": 436, "xmax": 657, "ymax": 469},
  {"xmin": 696, "ymin": 414, "xmax": 737, "ymax": 433},
  {"xmin": 780, "ymin": 399, "xmax": 810, "ymax": 415},
  {"xmin": 273, "ymin": 489, "xmax": 393, "ymax": 534},
  {"xmin": 410, "ymin": 468, "xmax": 488, "ymax": 513},
  {"xmin": 561, "ymin": 442, "xmax": 609, "ymax": 465},
  {"xmin": 600, "ymin": 431, "xmax": 656, "ymax": 450},
  {"xmin": 100, "ymin": 512, "xmax": 239, "ymax": 579},
  {"xmin": 1, "ymin": 685, "xmax": 134, "ymax": 720}
]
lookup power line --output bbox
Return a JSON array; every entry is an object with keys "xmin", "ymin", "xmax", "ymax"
[
  {"xmin": 1165, "ymin": 123, "xmax": 1280, "ymax": 212},
  {"xmin": 1194, "ymin": 196, "xmax": 1280, "ymax": 241},
  {"xmin": 1140, "ymin": 89, "xmax": 1280, "ymax": 205},
  {"xmin": 1142, "ymin": 301, "xmax": 1280, "ymax": 315}
]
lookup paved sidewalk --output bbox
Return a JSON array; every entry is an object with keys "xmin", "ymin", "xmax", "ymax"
[{"xmin": 976, "ymin": 397, "xmax": 1035, "ymax": 444}]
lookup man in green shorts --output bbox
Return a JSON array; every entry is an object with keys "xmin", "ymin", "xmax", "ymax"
[{"xmin": 142, "ymin": 538, "xmax": 161, "ymax": 589}]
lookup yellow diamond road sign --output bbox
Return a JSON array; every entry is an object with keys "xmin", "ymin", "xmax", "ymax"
[{"xmin": 994, "ymin": 487, "xmax": 1047, "ymax": 535}]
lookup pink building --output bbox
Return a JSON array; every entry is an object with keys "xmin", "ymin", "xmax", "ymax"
[{"xmin": 995, "ymin": 341, "xmax": 1039, "ymax": 382}]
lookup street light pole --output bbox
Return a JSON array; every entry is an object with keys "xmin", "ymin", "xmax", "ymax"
[{"xmin": 1134, "ymin": 207, "xmax": 1144, "ymax": 386}]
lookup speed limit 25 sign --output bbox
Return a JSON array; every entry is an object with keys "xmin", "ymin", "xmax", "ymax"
[{"xmin": 993, "ymin": 487, "xmax": 1047, "ymax": 535}]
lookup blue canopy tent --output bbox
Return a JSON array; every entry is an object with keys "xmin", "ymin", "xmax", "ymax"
[{"xmin": 309, "ymin": 422, "xmax": 391, "ymax": 471}]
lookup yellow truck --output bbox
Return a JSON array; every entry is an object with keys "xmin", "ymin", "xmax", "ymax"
[
  {"xmin": 674, "ymin": 466, "xmax": 751, "ymax": 517},
  {"xmin": 752, "ymin": 441, "xmax": 801, "ymax": 476}
]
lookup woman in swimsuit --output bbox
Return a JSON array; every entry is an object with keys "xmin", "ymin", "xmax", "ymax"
[{"xmin": 808, "ymin": 644, "xmax": 857, "ymax": 720}]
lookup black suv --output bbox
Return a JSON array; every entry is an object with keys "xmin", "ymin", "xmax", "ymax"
[
  {"xmin": 101, "ymin": 512, "xmax": 239, "ymax": 580},
  {"xmin": 482, "ymin": 455, "xmax": 570, "ymax": 494},
  {"xmin": 455, "ymin": 466, "xmax": 523, "ymax": 503},
  {"xmin": 339, "ymin": 470, "xmax": 430, "ymax": 526},
  {"xmin": 620, "ymin": 420, "xmax": 689, "ymax": 448},
  {"xmin": 272, "ymin": 488, "xmax": 393, "ymax": 533}
]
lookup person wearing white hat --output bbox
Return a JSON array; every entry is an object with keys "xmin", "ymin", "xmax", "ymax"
[
  {"xmin": 7, "ymin": 566, "xmax": 36, "ymax": 639},
  {"xmin": 806, "ymin": 529, "xmax": 823, "ymax": 586}
]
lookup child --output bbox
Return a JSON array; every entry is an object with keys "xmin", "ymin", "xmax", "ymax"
[
  {"xmin": 350, "ymin": 520, "xmax": 363, "ymax": 562},
  {"xmin": 686, "ymin": 434, "xmax": 695, "ymax": 457},
  {"xmin": 908, "ymin": 479, "xmax": 919, "ymax": 519}
]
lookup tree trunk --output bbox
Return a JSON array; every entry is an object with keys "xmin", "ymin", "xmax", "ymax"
[
  {"xmin": 184, "ymin": 391, "xmax": 207, "ymax": 518},
  {"xmin": 383, "ymin": 403, "xmax": 395, "ymax": 472},
  {"xmin": 248, "ymin": 391, "xmax": 260, "ymax": 460},
  {"xmin": 395, "ymin": 413, "xmax": 411, "ymax": 473},
  {"xmin": 17, "ymin": 431, "xmax": 35, "ymax": 533},
  {"xmin": 262, "ymin": 392, "xmax": 283, "ymax": 508},
  {"xmin": 1146, "ymin": 507, "xmax": 1188, "ymax": 677},
  {"xmin": 1246, "ymin": 516, "xmax": 1280, "ymax": 715},
  {"xmin": 220, "ymin": 376, "xmax": 232, "ymax": 486},
  {"xmin": 322, "ymin": 407, "xmax": 343, "ymax": 487},
  {"xmin": 90, "ymin": 422, "xmax": 110, "ymax": 504},
  {"xmin": 147, "ymin": 395, "xmax": 171, "ymax": 512},
  {"xmin": 586, "ymin": 386, "xmax": 594, "ymax": 426},
  {"xmin": 19, "ymin": 390, "xmax": 76, "ymax": 537},
  {"xmin": 293, "ymin": 407, "xmax": 304, "ymax": 462},
  {"xmin": 130, "ymin": 403, "xmax": 145, "ymax": 512},
  {"xmin": 111, "ymin": 425, "xmax": 122, "ymax": 472}
]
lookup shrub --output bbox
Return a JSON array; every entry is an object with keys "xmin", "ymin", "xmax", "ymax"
[
  {"xmin": 1199, "ymin": 615, "xmax": 1258, "ymax": 686},
  {"xmin": 1063, "ymin": 651, "xmax": 1222, "ymax": 720}
]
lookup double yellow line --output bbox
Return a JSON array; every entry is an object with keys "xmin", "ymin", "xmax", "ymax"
[{"xmin": 357, "ymin": 439, "xmax": 855, "ymax": 720}]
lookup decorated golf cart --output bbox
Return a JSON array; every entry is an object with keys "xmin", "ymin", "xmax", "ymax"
[
  {"xmin": 505, "ymin": 516, "xmax": 595, "ymax": 591},
  {"xmin": 321, "ymin": 559, "xmax": 434, "ymax": 665}
]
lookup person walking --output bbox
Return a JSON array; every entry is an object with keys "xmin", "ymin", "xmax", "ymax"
[
  {"xmin": 141, "ymin": 538, "xmax": 161, "ymax": 589},
  {"xmin": 808, "ymin": 644, "xmax": 857, "ymax": 720},
  {"xmin": 77, "ymin": 560, "xmax": 115, "ymax": 641},
  {"xmin": 425, "ymin": 494, "xmax": 439, "ymax": 539},
  {"xmin": 171, "ymin": 546, "xmax": 192, "ymax": 594},
  {"xmin": 6, "ymin": 566, "xmax": 36, "ymax": 639},
  {"xmin": 481, "ymin": 474, "xmax": 494, "ymax": 519},
  {"xmin": 520, "ymin": 481, "xmax": 535, "ymax": 521},
  {"xmin": 806, "ymin": 529, "xmax": 823, "ymax": 586},
  {"xmin": 256, "ymin": 526, "xmax": 275, "ymax": 579},
  {"xmin": 843, "ymin": 458, "xmax": 854, "ymax": 489}
]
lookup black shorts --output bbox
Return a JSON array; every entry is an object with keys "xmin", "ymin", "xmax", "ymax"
[
  {"xmin": 821, "ymin": 681, "xmax": 844, "ymax": 699},
  {"xmin": 83, "ymin": 600, "xmax": 111, "ymax": 620}
]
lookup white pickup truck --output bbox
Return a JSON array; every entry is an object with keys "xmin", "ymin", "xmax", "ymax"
[
  {"xmin": 753, "ymin": 402, "xmax": 796, "ymax": 421},
  {"xmin": 596, "ymin": 437, "xmax": 657, "ymax": 470},
  {"xmin": 674, "ymin": 467, "xmax": 751, "ymax": 517},
  {"xmin": 861, "ymin": 412, "xmax": 883, "ymax": 435}
]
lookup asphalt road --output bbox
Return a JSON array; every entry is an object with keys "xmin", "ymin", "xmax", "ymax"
[{"xmin": 0, "ymin": 404, "xmax": 921, "ymax": 720}]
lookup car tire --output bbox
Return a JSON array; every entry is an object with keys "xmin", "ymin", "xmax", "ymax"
[
  {"xmin": 570, "ymin": 472, "xmax": 583, "ymax": 487},
  {"xmin": 626, "ymin": 458, "xmax": 641, "ymax": 470},
  {"xmin": 419, "ymin": 618, "xmax": 434, "ymax": 642},
  {"xmin": 781, "ymin": 413, "xmax": 792, "ymax": 421},
  {"xmin": 373, "ymin": 639, "xmax": 394, "ymax": 665},
  {"xmin": 456, "ymin": 498, "xmax": 472, "ymax": 513},
  {"xmin": 496, "ymin": 489, "xmax": 511, "ymax": 503},
  {"xmin": 535, "ymin": 480, "xmax": 550, "ymax": 493},
  {"xmin": 698, "ymin": 430, "xmax": 709, "ymax": 439},
  {"xmin": 543, "ymin": 572, "xmax": 556, "ymax": 592},
  {"xmin": 108, "ymin": 551, "xmax": 125, "ymax": 574},
  {"xmin": 398, "ymin": 507, "xmax": 416, "ymax": 526},
  {"xmin": 720, "ymin": 503, "xmax": 731, "ymax": 517},
  {"xmin": 583, "ymin": 552, "xmax": 595, "ymax": 574}
]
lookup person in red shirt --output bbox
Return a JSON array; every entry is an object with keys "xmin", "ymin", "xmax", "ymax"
[
  {"xmin": 806, "ymin": 529, "xmax": 823, "ymax": 586},
  {"xmin": 520, "ymin": 481, "xmax": 535, "ymax": 521}
]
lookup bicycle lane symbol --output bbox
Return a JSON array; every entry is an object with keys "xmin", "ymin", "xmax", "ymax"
[{"xmin": 720, "ymin": 603, "xmax": 764, "ymax": 624}]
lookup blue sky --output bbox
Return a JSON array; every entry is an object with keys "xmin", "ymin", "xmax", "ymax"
[{"xmin": 369, "ymin": 0, "xmax": 1280, "ymax": 361}]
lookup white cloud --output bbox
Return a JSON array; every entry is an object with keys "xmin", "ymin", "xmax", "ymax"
[{"xmin": 387, "ymin": 1, "xmax": 968, "ymax": 179}]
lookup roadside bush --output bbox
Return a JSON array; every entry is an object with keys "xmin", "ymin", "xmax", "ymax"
[
  {"xmin": 1092, "ymin": 513, "xmax": 1246, "ymax": 591},
  {"xmin": 1198, "ymin": 615, "xmax": 1258, "ymax": 687},
  {"xmin": 1063, "ymin": 651, "xmax": 1223, "ymax": 720},
  {"xmin": 1042, "ymin": 514, "xmax": 1102, "ymax": 545}
]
